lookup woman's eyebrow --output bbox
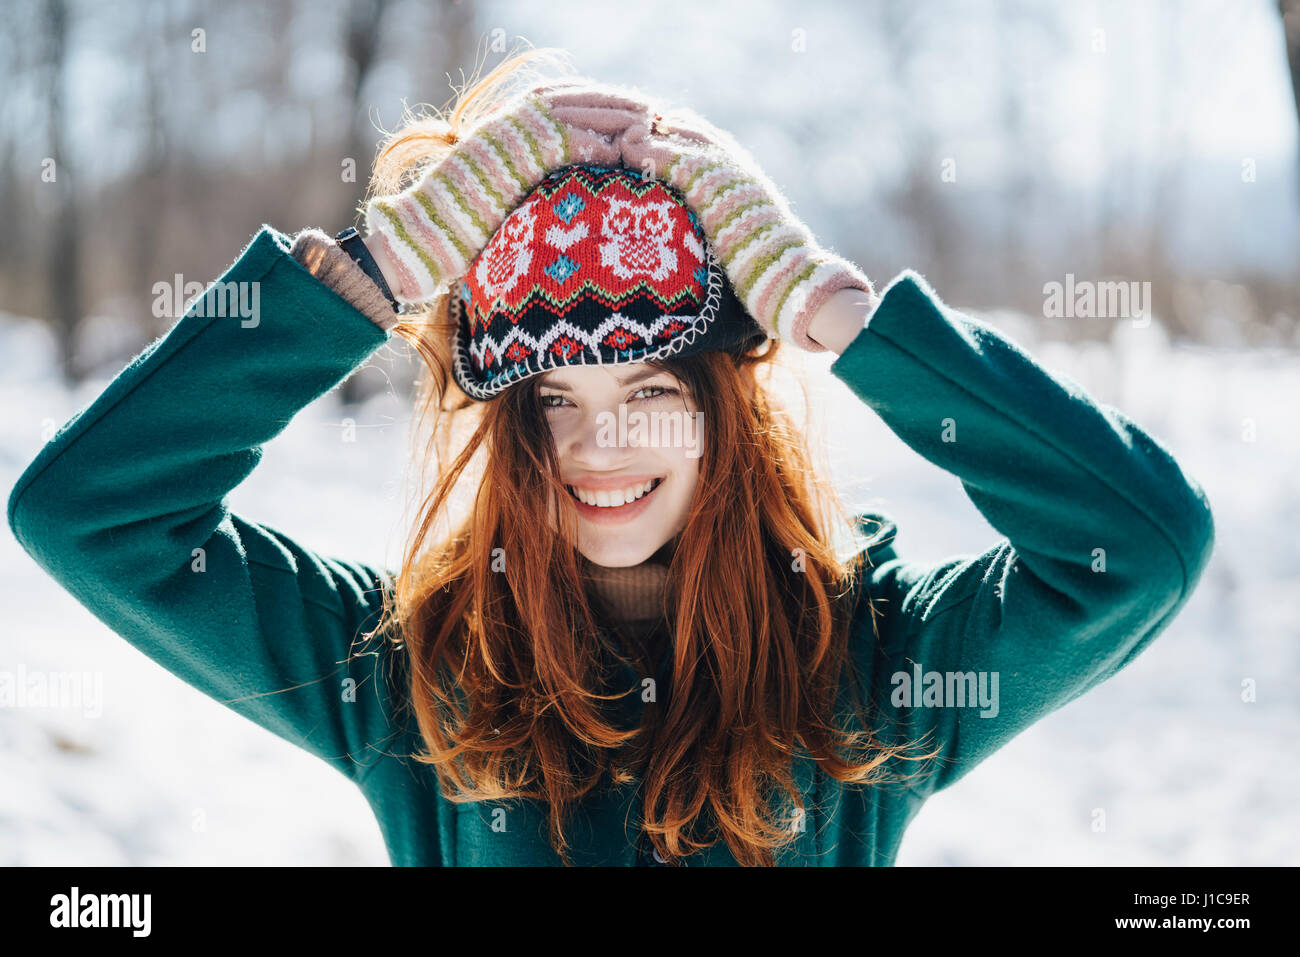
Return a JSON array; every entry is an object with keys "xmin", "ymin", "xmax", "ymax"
[{"xmin": 541, "ymin": 369, "xmax": 670, "ymax": 392}]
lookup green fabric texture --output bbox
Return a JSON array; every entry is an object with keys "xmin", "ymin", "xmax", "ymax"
[{"xmin": 8, "ymin": 225, "xmax": 1215, "ymax": 866}]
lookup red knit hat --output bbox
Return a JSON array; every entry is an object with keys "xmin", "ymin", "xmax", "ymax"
[{"xmin": 451, "ymin": 165, "xmax": 768, "ymax": 400}]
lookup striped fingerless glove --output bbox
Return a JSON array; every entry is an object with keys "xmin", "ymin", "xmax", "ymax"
[
  {"xmin": 620, "ymin": 107, "xmax": 878, "ymax": 352},
  {"xmin": 362, "ymin": 92, "xmax": 573, "ymax": 304},
  {"xmin": 362, "ymin": 80, "xmax": 658, "ymax": 305}
]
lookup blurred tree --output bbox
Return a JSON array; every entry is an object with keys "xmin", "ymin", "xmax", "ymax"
[
  {"xmin": 1281, "ymin": 0, "xmax": 1300, "ymax": 141},
  {"xmin": 337, "ymin": 0, "xmax": 394, "ymax": 405},
  {"xmin": 337, "ymin": 0, "xmax": 476, "ymax": 404},
  {"xmin": 42, "ymin": 0, "xmax": 83, "ymax": 385}
]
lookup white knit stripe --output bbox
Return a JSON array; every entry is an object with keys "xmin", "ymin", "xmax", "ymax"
[
  {"xmin": 424, "ymin": 172, "xmax": 490, "ymax": 253},
  {"xmin": 728, "ymin": 221, "xmax": 810, "ymax": 300},
  {"xmin": 696, "ymin": 178, "xmax": 770, "ymax": 238},
  {"xmin": 462, "ymin": 132, "xmax": 528, "ymax": 208},
  {"xmin": 363, "ymin": 198, "xmax": 440, "ymax": 294},
  {"xmin": 688, "ymin": 164, "xmax": 751, "ymax": 220},
  {"xmin": 513, "ymin": 99, "xmax": 569, "ymax": 168},
  {"xmin": 492, "ymin": 114, "xmax": 546, "ymax": 185},
  {"xmin": 392, "ymin": 192, "xmax": 469, "ymax": 282},
  {"xmin": 775, "ymin": 259, "xmax": 853, "ymax": 344},
  {"xmin": 712, "ymin": 200, "xmax": 782, "ymax": 262},
  {"xmin": 749, "ymin": 240, "xmax": 818, "ymax": 328},
  {"xmin": 369, "ymin": 205, "xmax": 440, "ymax": 299},
  {"xmin": 444, "ymin": 152, "xmax": 509, "ymax": 226}
]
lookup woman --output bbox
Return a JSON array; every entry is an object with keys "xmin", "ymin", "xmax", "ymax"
[{"xmin": 8, "ymin": 49, "xmax": 1215, "ymax": 867}]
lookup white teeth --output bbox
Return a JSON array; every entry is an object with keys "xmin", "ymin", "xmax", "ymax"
[{"xmin": 569, "ymin": 478, "xmax": 660, "ymax": 508}]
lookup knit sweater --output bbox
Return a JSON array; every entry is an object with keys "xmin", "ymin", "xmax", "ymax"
[{"xmin": 7, "ymin": 224, "xmax": 1215, "ymax": 866}]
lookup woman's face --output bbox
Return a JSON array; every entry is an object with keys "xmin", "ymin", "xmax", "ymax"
[{"xmin": 538, "ymin": 361, "xmax": 701, "ymax": 568}]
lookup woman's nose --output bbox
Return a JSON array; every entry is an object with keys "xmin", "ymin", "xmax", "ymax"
[{"xmin": 563, "ymin": 407, "xmax": 640, "ymax": 466}]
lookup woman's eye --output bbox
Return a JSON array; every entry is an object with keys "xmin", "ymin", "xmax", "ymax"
[
  {"xmin": 540, "ymin": 394, "xmax": 572, "ymax": 409},
  {"xmin": 632, "ymin": 385, "xmax": 678, "ymax": 401}
]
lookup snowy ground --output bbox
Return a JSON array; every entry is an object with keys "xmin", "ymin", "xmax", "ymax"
[{"xmin": 1, "ymin": 304, "xmax": 1295, "ymax": 866}]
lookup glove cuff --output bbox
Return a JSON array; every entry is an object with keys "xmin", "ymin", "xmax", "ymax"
[{"xmin": 775, "ymin": 256, "xmax": 877, "ymax": 352}]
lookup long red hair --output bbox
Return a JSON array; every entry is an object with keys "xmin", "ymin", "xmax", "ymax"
[{"xmin": 362, "ymin": 43, "xmax": 937, "ymax": 866}]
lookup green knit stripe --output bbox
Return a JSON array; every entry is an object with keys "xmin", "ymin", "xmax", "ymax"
[
  {"xmin": 371, "ymin": 200, "xmax": 443, "ymax": 285},
  {"xmin": 678, "ymin": 158, "xmax": 741, "ymax": 210},
  {"xmin": 506, "ymin": 115, "xmax": 549, "ymax": 182},
  {"xmin": 522, "ymin": 95, "xmax": 570, "ymax": 166},
  {"xmin": 690, "ymin": 168, "xmax": 759, "ymax": 238},
  {"xmin": 455, "ymin": 148, "xmax": 511, "ymax": 219},
  {"xmin": 734, "ymin": 232, "xmax": 804, "ymax": 302},
  {"xmin": 711, "ymin": 197, "xmax": 778, "ymax": 262},
  {"xmin": 722, "ymin": 218, "xmax": 782, "ymax": 288},
  {"xmin": 433, "ymin": 171, "xmax": 492, "ymax": 245},
  {"xmin": 767, "ymin": 259, "xmax": 820, "ymax": 332},
  {"xmin": 411, "ymin": 188, "xmax": 470, "ymax": 266},
  {"xmin": 481, "ymin": 130, "xmax": 530, "ymax": 198}
]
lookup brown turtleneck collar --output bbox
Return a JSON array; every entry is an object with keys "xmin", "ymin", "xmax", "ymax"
[
  {"xmin": 581, "ymin": 539, "xmax": 675, "ymax": 624},
  {"xmin": 583, "ymin": 560, "xmax": 670, "ymax": 622}
]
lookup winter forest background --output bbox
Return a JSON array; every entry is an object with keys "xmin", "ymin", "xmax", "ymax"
[{"xmin": 1, "ymin": 0, "xmax": 1297, "ymax": 865}]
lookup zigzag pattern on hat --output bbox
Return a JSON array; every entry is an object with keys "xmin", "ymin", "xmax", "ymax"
[
  {"xmin": 451, "ymin": 165, "xmax": 766, "ymax": 400},
  {"xmin": 451, "ymin": 245, "xmax": 727, "ymax": 399}
]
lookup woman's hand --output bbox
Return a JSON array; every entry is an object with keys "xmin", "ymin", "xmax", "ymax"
[
  {"xmin": 618, "ymin": 105, "xmax": 879, "ymax": 352},
  {"xmin": 362, "ymin": 79, "xmax": 654, "ymax": 304}
]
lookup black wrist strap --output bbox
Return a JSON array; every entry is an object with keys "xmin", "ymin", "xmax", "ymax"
[{"xmin": 334, "ymin": 227, "xmax": 402, "ymax": 314}]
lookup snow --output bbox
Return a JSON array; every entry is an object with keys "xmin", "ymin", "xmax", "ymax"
[{"xmin": 1, "ymin": 306, "xmax": 1294, "ymax": 866}]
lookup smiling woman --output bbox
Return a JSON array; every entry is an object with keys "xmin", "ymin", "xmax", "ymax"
[
  {"xmin": 540, "ymin": 363, "xmax": 701, "ymax": 563},
  {"xmin": 7, "ymin": 46, "xmax": 1214, "ymax": 869}
]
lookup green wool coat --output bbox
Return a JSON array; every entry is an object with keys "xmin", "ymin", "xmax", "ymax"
[{"xmin": 7, "ymin": 225, "xmax": 1215, "ymax": 866}]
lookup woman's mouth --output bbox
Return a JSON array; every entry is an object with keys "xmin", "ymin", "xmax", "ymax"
[{"xmin": 565, "ymin": 477, "xmax": 664, "ymax": 525}]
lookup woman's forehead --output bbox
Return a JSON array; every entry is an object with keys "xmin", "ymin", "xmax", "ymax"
[{"xmin": 540, "ymin": 363, "xmax": 672, "ymax": 389}]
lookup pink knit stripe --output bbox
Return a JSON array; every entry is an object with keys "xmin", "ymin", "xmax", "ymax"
[
  {"xmin": 393, "ymin": 193, "xmax": 466, "ymax": 279},
  {"xmin": 712, "ymin": 203, "xmax": 783, "ymax": 262},
  {"xmin": 511, "ymin": 100, "xmax": 568, "ymax": 167},
  {"xmin": 492, "ymin": 115, "xmax": 546, "ymax": 184},
  {"xmin": 688, "ymin": 164, "xmax": 748, "ymax": 216},
  {"xmin": 696, "ymin": 179, "xmax": 769, "ymax": 236},
  {"xmin": 371, "ymin": 231, "xmax": 425, "ymax": 304},
  {"xmin": 423, "ymin": 173, "xmax": 489, "ymax": 251},
  {"xmin": 461, "ymin": 134, "xmax": 527, "ymax": 207},
  {"xmin": 443, "ymin": 152, "xmax": 508, "ymax": 228},
  {"xmin": 750, "ymin": 242, "xmax": 815, "ymax": 327}
]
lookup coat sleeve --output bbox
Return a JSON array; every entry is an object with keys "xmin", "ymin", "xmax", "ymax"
[
  {"xmin": 832, "ymin": 270, "xmax": 1215, "ymax": 797},
  {"xmin": 7, "ymin": 224, "xmax": 403, "ymax": 783}
]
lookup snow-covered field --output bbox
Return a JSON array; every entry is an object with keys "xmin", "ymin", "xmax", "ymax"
[{"xmin": 1, "ymin": 305, "xmax": 1295, "ymax": 866}]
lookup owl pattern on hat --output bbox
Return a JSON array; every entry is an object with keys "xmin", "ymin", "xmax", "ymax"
[{"xmin": 451, "ymin": 165, "xmax": 766, "ymax": 400}]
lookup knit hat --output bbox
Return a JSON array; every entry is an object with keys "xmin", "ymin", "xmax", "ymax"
[{"xmin": 451, "ymin": 164, "xmax": 768, "ymax": 400}]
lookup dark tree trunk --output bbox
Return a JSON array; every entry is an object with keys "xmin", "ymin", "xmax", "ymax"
[{"xmin": 44, "ymin": 0, "xmax": 82, "ymax": 386}]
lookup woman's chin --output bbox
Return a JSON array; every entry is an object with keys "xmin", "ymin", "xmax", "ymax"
[{"xmin": 577, "ymin": 539, "xmax": 662, "ymax": 568}]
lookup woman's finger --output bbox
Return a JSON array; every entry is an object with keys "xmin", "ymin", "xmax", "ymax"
[
  {"xmin": 550, "ymin": 105, "xmax": 649, "ymax": 137},
  {"xmin": 565, "ymin": 127, "xmax": 622, "ymax": 167},
  {"xmin": 543, "ymin": 84, "xmax": 661, "ymax": 114}
]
